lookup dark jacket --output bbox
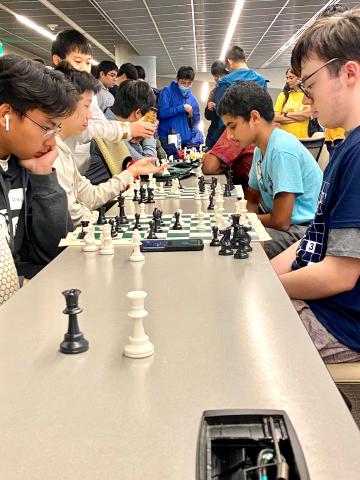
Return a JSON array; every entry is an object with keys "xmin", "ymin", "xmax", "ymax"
[
  {"xmin": 158, "ymin": 81, "xmax": 201, "ymax": 146},
  {"xmin": 204, "ymin": 87, "xmax": 221, "ymax": 149},
  {"xmin": 0, "ymin": 156, "xmax": 72, "ymax": 278}
]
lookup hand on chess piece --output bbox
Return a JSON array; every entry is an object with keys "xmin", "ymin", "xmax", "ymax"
[{"xmin": 127, "ymin": 158, "xmax": 168, "ymax": 177}]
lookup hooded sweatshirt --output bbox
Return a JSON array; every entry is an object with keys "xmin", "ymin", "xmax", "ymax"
[
  {"xmin": 158, "ymin": 81, "xmax": 201, "ymax": 145},
  {"xmin": 0, "ymin": 156, "xmax": 72, "ymax": 278}
]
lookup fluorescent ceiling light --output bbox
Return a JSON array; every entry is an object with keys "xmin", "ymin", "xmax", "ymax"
[
  {"xmin": 15, "ymin": 13, "xmax": 100, "ymax": 66},
  {"xmin": 16, "ymin": 14, "xmax": 56, "ymax": 41},
  {"xmin": 201, "ymin": 81, "xmax": 209, "ymax": 103},
  {"xmin": 220, "ymin": 0, "xmax": 245, "ymax": 60},
  {"xmin": 261, "ymin": 0, "xmax": 340, "ymax": 68}
]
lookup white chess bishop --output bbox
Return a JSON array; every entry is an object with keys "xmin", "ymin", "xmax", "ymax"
[{"xmin": 124, "ymin": 291, "xmax": 154, "ymax": 358}]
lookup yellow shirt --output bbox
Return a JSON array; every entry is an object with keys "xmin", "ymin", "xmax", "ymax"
[
  {"xmin": 274, "ymin": 90, "xmax": 309, "ymax": 138},
  {"xmin": 325, "ymin": 128, "xmax": 345, "ymax": 143}
]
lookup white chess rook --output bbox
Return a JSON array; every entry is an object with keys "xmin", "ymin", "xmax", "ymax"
[
  {"xmin": 130, "ymin": 229, "xmax": 145, "ymax": 262},
  {"xmin": 124, "ymin": 291, "xmax": 154, "ymax": 359}
]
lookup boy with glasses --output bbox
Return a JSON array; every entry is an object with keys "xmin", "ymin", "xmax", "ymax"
[
  {"xmin": 271, "ymin": 10, "xmax": 360, "ymax": 363},
  {"xmin": 0, "ymin": 55, "xmax": 78, "ymax": 278},
  {"xmin": 94, "ymin": 60, "xmax": 118, "ymax": 112}
]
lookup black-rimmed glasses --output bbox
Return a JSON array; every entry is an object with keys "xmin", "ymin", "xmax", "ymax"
[
  {"xmin": 24, "ymin": 113, "xmax": 62, "ymax": 139},
  {"xmin": 298, "ymin": 57, "xmax": 345, "ymax": 99}
]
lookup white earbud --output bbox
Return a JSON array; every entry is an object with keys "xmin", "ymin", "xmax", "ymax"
[{"xmin": 4, "ymin": 114, "xmax": 10, "ymax": 131}]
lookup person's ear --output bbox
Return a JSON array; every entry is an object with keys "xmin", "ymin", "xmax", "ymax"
[
  {"xmin": 135, "ymin": 109, "xmax": 142, "ymax": 120},
  {"xmin": 0, "ymin": 105, "xmax": 11, "ymax": 131},
  {"xmin": 250, "ymin": 110, "xmax": 261, "ymax": 124},
  {"xmin": 52, "ymin": 54, "xmax": 62, "ymax": 66}
]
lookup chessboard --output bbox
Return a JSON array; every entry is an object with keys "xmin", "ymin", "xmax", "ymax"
[
  {"xmin": 124, "ymin": 185, "xmax": 239, "ymax": 201},
  {"xmin": 59, "ymin": 212, "xmax": 271, "ymax": 247}
]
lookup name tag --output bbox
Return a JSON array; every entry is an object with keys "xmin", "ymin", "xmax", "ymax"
[{"xmin": 8, "ymin": 188, "xmax": 24, "ymax": 211}]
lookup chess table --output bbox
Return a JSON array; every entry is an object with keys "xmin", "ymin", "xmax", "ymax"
[{"xmin": 0, "ymin": 178, "xmax": 359, "ymax": 479}]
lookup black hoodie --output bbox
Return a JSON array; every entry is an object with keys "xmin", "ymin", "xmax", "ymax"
[{"xmin": 0, "ymin": 155, "xmax": 73, "ymax": 278}]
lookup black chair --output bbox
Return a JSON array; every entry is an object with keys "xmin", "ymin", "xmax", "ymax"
[{"xmin": 299, "ymin": 135, "xmax": 325, "ymax": 163}]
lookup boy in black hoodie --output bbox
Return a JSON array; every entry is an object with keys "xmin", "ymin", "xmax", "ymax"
[{"xmin": 0, "ymin": 55, "xmax": 78, "ymax": 278}]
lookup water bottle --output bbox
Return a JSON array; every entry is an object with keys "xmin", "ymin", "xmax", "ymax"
[{"xmin": 177, "ymin": 133, "xmax": 182, "ymax": 150}]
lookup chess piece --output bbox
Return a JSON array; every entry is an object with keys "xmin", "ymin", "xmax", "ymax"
[
  {"xmin": 219, "ymin": 227, "xmax": 233, "ymax": 256},
  {"xmin": 139, "ymin": 202, "xmax": 147, "ymax": 219},
  {"xmin": 235, "ymin": 184, "xmax": 244, "ymax": 199},
  {"xmin": 230, "ymin": 214, "xmax": 240, "ymax": 248},
  {"xmin": 207, "ymin": 193, "xmax": 215, "ymax": 210},
  {"xmin": 165, "ymin": 177, "xmax": 172, "ymax": 187},
  {"xmin": 109, "ymin": 218, "xmax": 118, "ymax": 238},
  {"xmin": 115, "ymin": 215, "xmax": 123, "ymax": 233},
  {"xmin": 196, "ymin": 211, "xmax": 206, "ymax": 231},
  {"xmin": 171, "ymin": 211, "xmax": 183, "ymax": 230},
  {"xmin": 79, "ymin": 220, "xmax": 90, "ymax": 239},
  {"xmin": 132, "ymin": 213, "xmax": 142, "ymax": 231},
  {"xmin": 162, "ymin": 164, "xmax": 170, "ymax": 176},
  {"xmin": 158, "ymin": 182, "xmax": 165, "ymax": 194},
  {"xmin": 130, "ymin": 229, "xmax": 145, "ymax": 262},
  {"xmin": 60, "ymin": 289, "xmax": 89, "ymax": 354},
  {"xmin": 148, "ymin": 172, "xmax": 156, "ymax": 188},
  {"xmin": 239, "ymin": 198, "xmax": 247, "ymax": 224},
  {"xmin": 133, "ymin": 188, "xmax": 139, "ymax": 202},
  {"xmin": 234, "ymin": 225, "xmax": 249, "ymax": 259},
  {"xmin": 147, "ymin": 221, "xmax": 157, "ymax": 239},
  {"xmin": 118, "ymin": 193, "xmax": 128, "ymax": 224},
  {"xmin": 96, "ymin": 207, "xmax": 107, "ymax": 225},
  {"xmin": 82, "ymin": 225, "xmax": 98, "ymax": 252},
  {"xmin": 127, "ymin": 176, "xmax": 135, "ymax": 197},
  {"xmin": 210, "ymin": 225, "xmax": 220, "ymax": 246},
  {"xmin": 223, "ymin": 182, "xmax": 231, "ymax": 197},
  {"xmin": 100, "ymin": 224, "xmax": 114, "ymax": 255},
  {"xmin": 124, "ymin": 291, "xmax": 154, "ymax": 358},
  {"xmin": 242, "ymin": 225, "xmax": 253, "ymax": 252},
  {"xmin": 170, "ymin": 178, "xmax": 180, "ymax": 197},
  {"xmin": 146, "ymin": 186, "xmax": 155, "ymax": 203},
  {"xmin": 139, "ymin": 185, "xmax": 147, "ymax": 204}
]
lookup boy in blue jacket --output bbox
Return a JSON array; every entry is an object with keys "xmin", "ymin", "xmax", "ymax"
[{"xmin": 158, "ymin": 66, "xmax": 203, "ymax": 148}]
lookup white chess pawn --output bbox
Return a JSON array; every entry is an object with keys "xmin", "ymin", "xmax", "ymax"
[
  {"xmin": 235, "ymin": 200, "xmax": 241, "ymax": 215},
  {"xmin": 158, "ymin": 182, "xmax": 165, "ymax": 194},
  {"xmin": 82, "ymin": 225, "xmax": 98, "ymax": 252},
  {"xmin": 194, "ymin": 185, "xmax": 201, "ymax": 200},
  {"xmin": 216, "ymin": 196, "xmax": 225, "ymax": 214},
  {"xmin": 100, "ymin": 224, "xmax": 114, "ymax": 255},
  {"xmin": 130, "ymin": 229, "xmax": 145, "ymax": 262},
  {"xmin": 148, "ymin": 173, "xmax": 156, "ymax": 189},
  {"xmin": 196, "ymin": 210, "xmax": 207, "ymax": 231},
  {"xmin": 239, "ymin": 198, "xmax": 247, "ymax": 224},
  {"xmin": 139, "ymin": 202, "xmax": 146, "ymax": 219},
  {"xmin": 195, "ymin": 198, "xmax": 203, "ymax": 218},
  {"xmin": 235, "ymin": 184, "xmax": 244, "ymax": 199},
  {"xmin": 171, "ymin": 178, "xmax": 180, "ymax": 196},
  {"xmin": 124, "ymin": 291, "xmax": 154, "ymax": 359}
]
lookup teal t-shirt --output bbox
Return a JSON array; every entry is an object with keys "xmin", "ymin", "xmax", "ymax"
[{"xmin": 248, "ymin": 128, "xmax": 323, "ymax": 224}]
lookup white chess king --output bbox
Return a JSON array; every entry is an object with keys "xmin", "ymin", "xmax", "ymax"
[{"xmin": 124, "ymin": 291, "xmax": 154, "ymax": 358}]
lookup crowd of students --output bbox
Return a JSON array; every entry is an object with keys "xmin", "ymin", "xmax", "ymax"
[{"xmin": 0, "ymin": 6, "xmax": 359, "ymax": 365}]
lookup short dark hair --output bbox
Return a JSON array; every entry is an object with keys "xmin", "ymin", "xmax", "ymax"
[
  {"xmin": 211, "ymin": 60, "xmax": 227, "ymax": 77},
  {"xmin": 112, "ymin": 80, "xmax": 155, "ymax": 118},
  {"xmin": 177, "ymin": 66, "xmax": 195, "ymax": 81},
  {"xmin": 225, "ymin": 46, "xmax": 246, "ymax": 62},
  {"xmin": 0, "ymin": 55, "xmax": 78, "ymax": 117},
  {"xmin": 135, "ymin": 65, "xmax": 146, "ymax": 80},
  {"xmin": 291, "ymin": 9, "xmax": 360, "ymax": 77},
  {"xmin": 96, "ymin": 60, "xmax": 118, "ymax": 79},
  {"xmin": 117, "ymin": 63, "xmax": 138, "ymax": 80},
  {"xmin": 55, "ymin": 61, "xmax": 100, "ymax": 95},
  {"xmin": 321, "ymin": 3, "xmax": 349, "ymax": 17},
  {"xmin": 51, "ymin": 29, "xmax": 92, "ymax": 60},
  {"xmin": 218, "ymin": 81, "xmax": 274, "ymax": 122}
]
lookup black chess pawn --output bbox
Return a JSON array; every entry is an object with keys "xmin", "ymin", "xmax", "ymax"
[
  {"xmin": 60, "ymin": 289, "xmax": 89, "ymax": 354},
  {"xmin": 210, "ymin": 225, "xmax": 220, "ymax": 247},
  {"xmin": 198, "ymin": 176, "xmax": 205, "ymax": 193},
  {"xmin": 146, "ymin": 187, "xmax": 155, "ymax": 203},
  {"xmin": 223, "ymin": 183, "xmax": 231, "ymax": 197},
  {"xmin": 147, "ymin": 221, "xmax": 158, "ymax": 239},
  {"xmin": 230, "ymin": 214, "xmax": 240, "ymax": 247},
  {"xmin": 79, "ymin": 220, "xmax": 90, "ymax": 239},
  {"xmin": 171, "ymin": 211, "xmax": 183, "ymax": 230},
  {"xmin": 96, "ymin": 207, "xmax": 107, "ymax": 225},
  {"xmin": 132, "ymin": 213, "xmax": 142, "ymax": 231},
  {"xmin": 109, "ymin": 218, "xmax": 118, "ymax": 238},
  {"xmin": 139, "ymin": 185, "xmax": 147, "ymax": 204},
  {"xmin": 118, "ymin": 194, "xmax": 128, "ymax": 224},
  {"xmin": 114, "ymin": 216, "xmax": 123, "ymax": 233},
  {"xmin": 234, "ymin": 225, "xmax": 249, "ymax": 259},
  {"xmin": 207, "ymin": 193, "xmax": 215, "ymax": 211},
  {"xmin": 218, "ymin": 227, "xmax": 233, "ymax": 256},
  {"xmin": 133, "ymin": 188, "xmax": 139, "ymax": 201}
]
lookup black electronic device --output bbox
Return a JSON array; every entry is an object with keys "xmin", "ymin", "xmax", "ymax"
[
  {"xmin": 197, "ymin": 410, "xmax": 310, "ymax": 480},
  {"xmin": 140, "ymin": 239, "xmax": 204, "ymax": 252}
]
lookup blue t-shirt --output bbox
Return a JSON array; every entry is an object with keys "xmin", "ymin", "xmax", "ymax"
[
  {"xmin": 248, "ymin": 128, "xmax": 322, "ymax": 224},
  {"xmin": 292, "ymin": 127, "xmax": 360, "ymax": 352}
]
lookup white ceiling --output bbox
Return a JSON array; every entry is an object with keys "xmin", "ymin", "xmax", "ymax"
[{"xmin": 1, "ymin": 0, "xmax": 360, "ymax": 75}]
